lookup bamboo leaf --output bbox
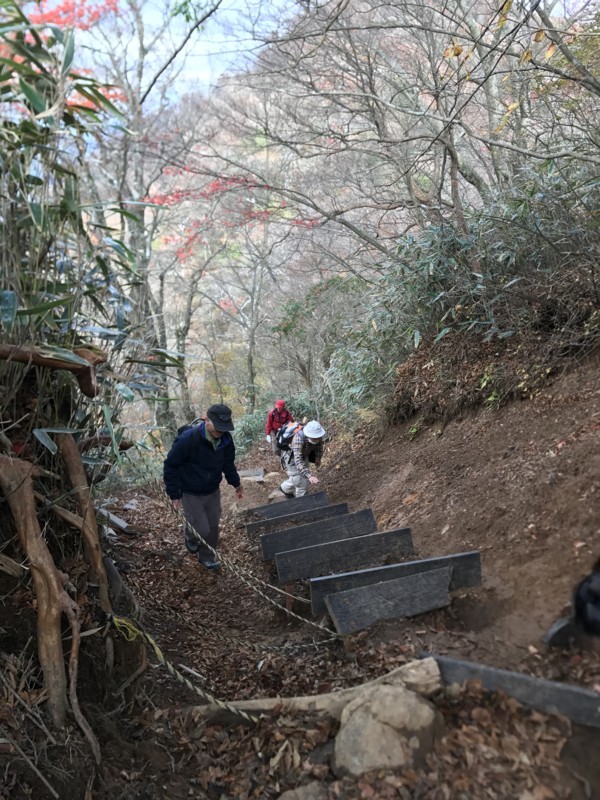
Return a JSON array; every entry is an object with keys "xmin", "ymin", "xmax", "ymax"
[
  {"xmin": 37, "ymin": 345, "xmax": 90, "ymax": 366},
  {"xmin": 0, "ymin": 290, "xmax": 17, "ymax": 330},
  {"xmin": 17, "ymin": 296, "xmax": 71, "ymax": 316},
  {"xmin": 33, "ymin": 429, "xmax": 57, "ymax": 454},
  {"xmin": 18, "ymin": 77, "xmax": 46, "ymax": 113},
  {"xmin": 115, "ymin": 383, "xmax": 135, "ymax": 402},
  {"xmin": 102, "ymin": 404, "xmax": 122, "ymax": 462},
  {"xmin": 434, "ymin": 327, "xmax": 452, "ymax": 342},
  {"xmin": 61, "ymin": 30, "xmax": 74, "ymax": 76}
]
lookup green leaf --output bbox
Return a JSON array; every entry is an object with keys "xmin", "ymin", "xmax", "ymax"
[
  {"xmin": 17, "ymin": 296, "xmax": 71, "ymax": 316},
  {"xmin": 102, "ymin": 404, "xmax": 122, "ymax": 462},
  {"xmin": 413, "ymin": 329, "xmax": 421, "ymax": 349},
  {"xmin": 502, "ymin": 277, "xmax": 523, "ymax": 289},
  {"xmin": 33, "ymin": 428, "xmax": 57, "ymax": 454},
  {"xmin": 72, "ymin": 85, "xmax": 124, "ymax": 119},
  {"xmin": 37, "ymin": 345, "xmax": 90, "ymax": 367},
  {"xmin": 115, "ymin": 382, "xmax": 135, "ymax": 402},
  {"xmin": 27, "ymin": 201, "xmax": 44, "ymax": 229},
  {"xmin": 19, "ymin": 77, "xmax": 46, "ymax": 113},
  {"xmin": 0, "ymin": 290, "xmax": 17, "ymax": 330},
  {"xmin": 434, "ymin": 327, "xmax": 452, "ymax": 342},
  {"xmin": 103, "ymin": 237, "xmax": 133, "ymax": 260},
  {"xmin": 61, "ymin": 30, "xmax": 74, "ymax": 76}
]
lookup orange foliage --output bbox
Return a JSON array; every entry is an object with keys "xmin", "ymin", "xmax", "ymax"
[{"xmin": 29, "ymin": 0, "xmax": 119, "ymax": 31}]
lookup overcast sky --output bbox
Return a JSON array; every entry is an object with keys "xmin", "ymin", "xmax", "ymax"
[{"xmin": 146, "ymin": 0, "xmax": 296, "ymax": 91}]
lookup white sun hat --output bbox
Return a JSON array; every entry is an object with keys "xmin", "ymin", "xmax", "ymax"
[{"xmin": 304, "ymin": 420, "xmax": 326, "ymax": 439}]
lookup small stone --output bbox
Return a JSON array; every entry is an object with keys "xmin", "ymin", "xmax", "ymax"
[{"xmin": 278, "ymin": 781, "xmax": 328, "ymax": 800}]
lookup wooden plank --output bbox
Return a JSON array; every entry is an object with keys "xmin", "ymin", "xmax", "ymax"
[
  {"xmin": 246, "ymin": 503, "xmax": 349, "ymax": 536},
  {"xmin": 245, "ymin": 491, "xmax": 329, "ymax": 520},
  {"xmin": 276, "ymin": 528, "xmax": 413, "ymax": 583},
  {"xmin": 324, "ymin": 567, "xmax": 452, "ymax": 634},
  {"xmin": 238, "ymin": 468, "xmax": 265, "ymax": 479},
  {"xmin": 95, "ymin": 507, "xmax": 140, "ymax": 534},
  {"xmin": 430, "ymin": 655, "xmax": 600, "ymax": 729},
  {"xmin": 260, "ymin": 509, "xmax": 377, "ymax": 561},
  {"xmin": 310, "ymin": 551, "xmax": 481, "ymax": 615}
]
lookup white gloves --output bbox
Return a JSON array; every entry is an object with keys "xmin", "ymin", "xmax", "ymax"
[{"xmin": 266, "ymin": 435, "xmax": 271, "ymax": 443}]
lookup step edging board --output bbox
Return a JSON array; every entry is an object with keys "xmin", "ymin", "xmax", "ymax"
[
  {"xmin": 246, "ymin": 503, "xmax": 349, "ymax": 536},
  {"xmin": 275, "ymin": 528, "xmax": 414, "ymax": 583},
  {"xmin": 325, "ymin": 566, "xmax": 452, "ymax": 635},
  {"xmin": 260, "ymin": 509, "xmax": 377, "ymax": 561},
  {"xmin": 310, "ymin": 551, "xmax": 481, "ymax": 615},
  {"xmin": 245, "ymin": 491, "xmax": 328, "ymax": 520},
  {"xmin": 427, "ymin": 654, "xmax": 600, "ymax": 729}
]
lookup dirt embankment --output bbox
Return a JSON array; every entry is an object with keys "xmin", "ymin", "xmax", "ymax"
[{"xmin": 320, "ymin": 352, "xmax": 600, "ymax": 673}]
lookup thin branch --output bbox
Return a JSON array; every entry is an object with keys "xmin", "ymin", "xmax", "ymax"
[{"xmin": 140, "ymin": 1, "xmax": 224, "ymax": 106}]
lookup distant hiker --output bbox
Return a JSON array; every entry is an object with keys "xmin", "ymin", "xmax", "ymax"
[
  {"xmin": 265, "ymin": 399, "xmax": 294, "ymax": 456},
  {"xmin": 280, "ymin": 419, "xmax": 326, "ymax": 498},
  {"xmin": 163, "ymin": 404, "xmax": 243, "ymax": 571}
]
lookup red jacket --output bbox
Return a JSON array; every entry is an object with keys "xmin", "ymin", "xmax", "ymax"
[{"xmin": 265, "ymin": 407, "xmax": 294, "ymax": 435}]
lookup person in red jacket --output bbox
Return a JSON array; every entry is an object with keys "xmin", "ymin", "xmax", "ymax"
[{"xmin": 265, "ymin": 399, "xmax": 294, "ymax": 456}]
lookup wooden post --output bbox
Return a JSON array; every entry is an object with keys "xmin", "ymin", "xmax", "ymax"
[{"xmin": 57, "ymin": 433, "xmax": 112, "ymax": 613}]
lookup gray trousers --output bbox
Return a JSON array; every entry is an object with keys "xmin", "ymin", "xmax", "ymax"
[
  {"xmin": 281, "ymin": 458, "xmax": 310, "ymax": 497},
  {"xmin": 182, "ymin": 489, "xmax": 221, "ymax": 561}
]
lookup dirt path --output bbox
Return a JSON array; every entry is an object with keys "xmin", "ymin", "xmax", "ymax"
[{"xmin": 91, "ymin": 357, "xmax": 600, "ymax": 798}]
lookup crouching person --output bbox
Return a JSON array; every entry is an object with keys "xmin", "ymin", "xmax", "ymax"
[
  {"xmin": 280, "ymin": 419, "xmax": 326, "ymax": 498},
  {"xmin": 163, "ymin": 404, "xmax": 243, "ymax": 570}
]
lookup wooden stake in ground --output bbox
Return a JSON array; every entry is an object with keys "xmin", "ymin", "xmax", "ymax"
[{"xmin": 57, "ymin": 433, "xmax": 112, "ymax": 614}]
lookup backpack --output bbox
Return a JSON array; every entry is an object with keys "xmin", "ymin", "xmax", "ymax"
[
  {"xmin": 177, "ymin": 418, "xmax": 202, "ymax": 437},
  {"xmin": 174, "ymin": 418, "xmax": 204, "ymax": 448},
  {"xmin": 276, "ymin": 422, "xmax": 303, "ymax": 452}
]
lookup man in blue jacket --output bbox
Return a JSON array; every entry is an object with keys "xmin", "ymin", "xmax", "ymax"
[{"xmin": 163, "ymin": 404, "xmax": 243, "ymax": 570}]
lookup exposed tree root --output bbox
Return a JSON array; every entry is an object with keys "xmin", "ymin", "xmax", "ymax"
[
  {"xmin": 187, "ymin": 658, "xmax": 442, "ymax": 726},
  {"xmin": 0, "ymin": 456, "xmax": 101, "ymax": 762}
]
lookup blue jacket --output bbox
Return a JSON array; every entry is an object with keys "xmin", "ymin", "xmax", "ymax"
[{"xmin": 163, "ymin": 422, "xmax": 240, "ymax": 500}]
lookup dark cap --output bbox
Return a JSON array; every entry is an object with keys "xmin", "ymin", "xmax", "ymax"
[{"xmin": 206, "ymin": 403, "xmax": 234, "ymax": 432}]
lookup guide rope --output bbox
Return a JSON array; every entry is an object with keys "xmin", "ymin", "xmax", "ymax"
[{"xmin": 110, "ymin": 613, "xmax": 260, "ymax": 725}]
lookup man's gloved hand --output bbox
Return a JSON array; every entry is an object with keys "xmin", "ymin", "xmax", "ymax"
[{"xmin": 266, "ymin": 435, "xmax": 271, "ymax": 443}]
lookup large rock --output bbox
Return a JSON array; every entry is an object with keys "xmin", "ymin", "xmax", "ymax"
[
  {"xmin": 333, "ymin": 684, "xmax": 443, "ymax": 777},
  {"xmin": 278, "ymin": 782, "xmax": 328, "ymax": 800}
]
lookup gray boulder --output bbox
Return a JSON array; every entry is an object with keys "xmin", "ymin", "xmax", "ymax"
[{"xmin": 333, "ymin": 683, "xmax": 443, "ymax": 777}]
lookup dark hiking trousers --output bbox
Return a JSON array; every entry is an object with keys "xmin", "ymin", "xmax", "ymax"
[{"xmin": 182, "ymin": 490, "xmax": 221, "ymax": 562}]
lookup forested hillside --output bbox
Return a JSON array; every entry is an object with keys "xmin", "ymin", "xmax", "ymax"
[{"xmin": 0, "ymin": 0, "xmax": 599, "ymax": 797}]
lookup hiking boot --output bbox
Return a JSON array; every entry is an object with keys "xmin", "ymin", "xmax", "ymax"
[
  {"xmin": 199, "ymin": 557, "xmax": 221, "ymax": 571},
  {"xmin": 279, "ymin": 485, "xmax": 295, "ymax": 498}
]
